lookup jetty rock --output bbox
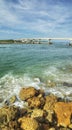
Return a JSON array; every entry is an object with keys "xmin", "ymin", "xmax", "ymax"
[
  {"xmin": 18, "ymin": 117, "xmax": 40, "ymax": 130},
  {"xmin": 27, "ymin": 94, "xmax": 45, "ymax": 108},
  {"xmin": 19, "ymin": 87, "xmax": 39, "ymax": 101},
  {"xmin": 54, "ymin": 102, "xmax": 72, "ymax": 127}
]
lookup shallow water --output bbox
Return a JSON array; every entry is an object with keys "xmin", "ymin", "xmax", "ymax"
[{"xmin": 0, "ymin": 42, "xmax": 72, "ymax": 106}]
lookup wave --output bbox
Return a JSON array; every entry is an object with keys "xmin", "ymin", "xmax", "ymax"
[
  {"xmin": 0, "ymin": 72, "xmax": 72, "ymax": 107},
  {"xmin": 43, "ymin": 66, "xmax": 72, "ymax": 83}
]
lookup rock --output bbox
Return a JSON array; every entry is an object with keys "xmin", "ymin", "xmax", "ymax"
[
  {"xmin": 63, "ymin": 82, "xmax": 72, "ymax": 87},
  {"xmin": 44, "ymin": 94, "xmax": 57, "ymax": 111},
  {"xmin": 31, "ymin": 108, "xmax": 46, "ymax": 123},
  {"xmin": 19, "ymin": 87, "xmax": 38, "ymax": 101},
  {"xmin": 0, "ymin": 106, "xmax": 19, "ymax": 125},
  {"xmin": 0, "ymin": 97, "xmax": 3, "ymax": 103},
  {"xmin": 69, "ymin": 43, "xmax": 72, "ymax": 46},
  {"xmin": 40, "ymin": 123, "xmax": 49, "ymax": 130},
  {"xmin": 19, "ymin": 108, "xmax": 27, "ymax": 117},
  {"xmin": 9, "ymin": 95, "xmax": 17, "ymax": 104},
  {"xmin": 31, "ymin": 109, "xmax": 44, "ymax": 118},
  {"xmin": 69, "ymin": 124, "xmax": 72, "ymax": 129},
  {"xmin": 1, "ymin": 126, "xmax": 11, "ymax": 130},
  {"xmin": 43, "ymin": 95, "xmax": 57, "ymax": 123},
  {"xmin": 27, "ymin": 95, "xmax": 45, "ymax": 108},
  {"xmin": 8, "ymin": 120, "xmax": 19, "ymax": 129},
  {"xmin": 45, "ymin": 110, "xmax": 53, "ymax": 123},
  {"xmin": 4, "ymin": 95, "xmax": 17, "ymax": 106},
  {"xmin": 59, "ymin": 128, "xmax": 70, "ymax": 130},
  {"xmin": 49, "ymin": 128, "xmax": 55, "ymax": 130},
  {"xmin": 18, "ymin": 117, "xmax": 40, "ymax": 130},
  {"xmin": 54, "ymin": 102, "xmax": 72, "ymax": 127},
  {"xmin": 38, "ymin": 89, "xmax": 45, "ymax": 96}
]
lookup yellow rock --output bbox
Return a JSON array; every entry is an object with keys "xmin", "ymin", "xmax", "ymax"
[
  {"xmin": 19, "ymin": 87, "xmax": 38, "ymax": 101},
  {"xmin": 44, "ymin": 95, "xmax": 57, "ymax": 111},
  {"xmin": 54, "ymin": 102, "xmax": 72, "ymax": 127},
  {"xmin": 31, "ymin": 109, "xmax": 44, "ymax": 118},
  {"xmin": 18, "ymin": 117, "xmax": 40, "ymax": 130},
  {"xmin": 27, "ymin": 96, "xmax": 45, "ymax": 108}
]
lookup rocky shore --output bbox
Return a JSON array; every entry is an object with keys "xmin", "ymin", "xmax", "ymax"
[{"xmin": 0, "ymin": 87, "xmax": 72, "ymax": 130}]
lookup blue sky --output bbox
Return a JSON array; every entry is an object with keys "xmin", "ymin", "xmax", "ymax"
[{"xmin": 0, "ymin": 0, "xmax": 72, "ymax": 39}]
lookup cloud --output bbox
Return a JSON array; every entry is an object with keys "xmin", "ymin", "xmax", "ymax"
[{"xmin": 0, "ymin": 0, "xmax": 72, "ymax": 38}]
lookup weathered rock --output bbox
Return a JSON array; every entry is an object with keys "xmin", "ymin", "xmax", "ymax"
[
  {"xmin": 63, "ymin": 82, "xmax": 72, "ymax": 87},
  {"xmin": 59, "ymin": 127, "xmax": 70, "ymax": 130},
  {"xmin": 8, "ymin": 120, "xmax": 19, "ymax": 129},
  {"xmin": 44, "ymin": 94, "xmax": 57, "ymax": 111},
  {"xmin": 54, "ymin": 102, "xmax": 72, "ymax": 127},
  {"xmin": 49, "ymin": 128, "xmax": 55, "ymax": 130},
  {"xmin": 31, "ymin": 109, "xmax": 44, "ymax": 118},
  {"xmin": 69, "ymin": 43, "xmax": 72, "ymax": 46},
  {"xmin": 69, "ymin": 123, "xmax": 72, "ymax": 129},
  {"xmin": 0, "ymin": 97, "xmax": 3, "ymax": 103},
  {"xmin": 27, "ymin": 95, "xmax": 45, "ymax": 108},
  {"xmin": 1, "ymin": 126, "xmax": 11, "ymax": 130},
  {"xmin": 31, "ymin": 108, "xmax": 46, "ymax": 123},
  {"xmin": 0, "ymin": 106, "xmax": 19, "ymax": 125},
  {"xmin": 19, "ymin": 87, "xmax": 38, "ymax": 101},
  {"xmin": 40, "ymin": 123, "xmax": 49, "ymax": 130},
  {"xmin": 18, "ymin": 117, "xmax": 40, "ymax": 130},
  {"xmin": 9, "ymin": 95, "xmax": 17, "ymax": 104},
  {"xmin": 45, "ymin": 110, "xmax": 53, "ymax": 123},
  {"xmin": 38, "ymin": 89, "xmax": 45, "ymax": 96},
  {"xmin": 4, "ymin": 95, "xmax": 17, "ymax": 106}
]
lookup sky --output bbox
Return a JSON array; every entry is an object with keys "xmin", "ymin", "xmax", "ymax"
[{"xmin": 0, "ymin": 0, "xmax": 72, "ymax": 39}]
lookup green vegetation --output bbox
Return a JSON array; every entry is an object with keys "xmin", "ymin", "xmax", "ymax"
[{"xmin": 0, "ymin": 39, "xmax": 15, "ymax": 44}]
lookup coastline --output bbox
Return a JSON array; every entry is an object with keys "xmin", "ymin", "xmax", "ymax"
[{"xmin": 0, "ymin": 87, "xmax": 72, "ymax": 130}]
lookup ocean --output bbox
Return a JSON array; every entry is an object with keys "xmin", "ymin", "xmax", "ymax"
[{"xmin": 0, "ymin": 42, "xmax": 72, "ymax": 106}]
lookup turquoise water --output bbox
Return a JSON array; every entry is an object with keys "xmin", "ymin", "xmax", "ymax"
[{"xmin": 0, "ymin": 42, "xmax": 72, "ymax": 104}]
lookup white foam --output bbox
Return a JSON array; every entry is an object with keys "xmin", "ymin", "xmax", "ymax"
[
  {"xmin": 44, "ymin": 66, "xmax": 72, "ymax": 83},
  {"xmin": 0, "ymin": 72, "xmax": 72, "ymax": 107}
]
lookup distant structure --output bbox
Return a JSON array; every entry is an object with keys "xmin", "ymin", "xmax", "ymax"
[{"xmin": 20, "ymin": 38, "xmax": 72, "ymax": 44}]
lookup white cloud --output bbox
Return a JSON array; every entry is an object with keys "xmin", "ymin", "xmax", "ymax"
[{"xmin": 0, "ymin": 0, "xmax": 72, "ymax": 38}]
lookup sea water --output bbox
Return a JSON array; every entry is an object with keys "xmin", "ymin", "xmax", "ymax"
[{"xmin": 0, "ymin": 42, "xmax": 72, "ymax": 106}]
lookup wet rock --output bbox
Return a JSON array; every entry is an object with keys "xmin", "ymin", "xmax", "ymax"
[
  {"xmin": 18, "ymin": 117, "xmax": 40, "ymax": 130},
  {"xmin": 31, "ymin": 108, "xmax": 46, "ymax": 123},
  {"xmin": 59, "ymin": 127, "xmax": 70, "ymax": 130},
  {"xmin": 54, "ymin": 102, "xmax": 72, "ymax": 127},
  {"xmin": 19, "ymin": 108, "xmax": 27, "ymax": 117},
  {"xmin": 44, "ymin": 94, "xmax": 57, "ymax": 111},
  {"xmin": 0, "ymin": 97, "xmax": 3, "ymax": 103},
  {"xmin": 27, "ymin": 95, "xmax": 45, "ymax": 108},
  {"xmin": 49, "ymin": 128, "xmax": 55, "ymax": 130},
  {"xmin": 4, "ymin": 95, "xmax": 17, "ymax": 106},
  {"xmin": 40, "ymin": 123, "xmax": 49, "ymax": 130},
  {"xmin": 0, "ymin": 106, "xmax": 19, "ymax": 125},
  {"xmin": 8, "ymin": 120, "xmax": 19, "ymax": 129},
  {"xmin": 1, "ymin": 126, "xmax": 11, "ymax": 130},
  {"xmin": 19, "ymin": 87, "xmax": 38, "ymax": 101},
  {"xmin": 38, "ymin": 89, "xmax": 45, "ymax": 96},
  {"xmin": 31, "ymin": 109, "xmax": 44, "ymax": 118},
  {"xmin": 9, "ymin": 95, "xmax": 17, "ymax": 104},
  {"xmin": 45, "ymin": 110, "xmax": 53, "ymax": 123},
  {"xmin": 69, "ymin": 123, "xmax": 72, "ymax": 129},
  {"xmin": 63, "ymin": 82, "xmax": 72, "ymax": 87},
  {"xmin": 69, "ymin": 43, "xmax": 72, "ymax": 46}
]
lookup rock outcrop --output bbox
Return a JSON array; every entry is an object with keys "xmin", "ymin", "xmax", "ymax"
[
  {"xmin": 0, "ymin": 87, "xmax": 72, "ymax": 130},
  {"xmin": 18, "ymin": 117, "xmax": 40, "ymax": 130},
  {"xmin": 54, "ymin": 102, "xmax": 72, "ymax": 127},
  {"xmin": 19, "ymin": 87, "xmax": 38, "ymax": 101}
]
